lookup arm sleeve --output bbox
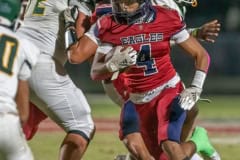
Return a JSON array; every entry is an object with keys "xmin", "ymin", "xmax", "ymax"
[
  {"xmin": 18, "ymin": 61, "xmax": 32, "ymax": 80},
  {"xmin": 171, "ymin": 29, "xmax": 190, "ymax": 44},
  {"xmin": 18, "ymin": 39, "xmax": 40, "ymax": 80}
]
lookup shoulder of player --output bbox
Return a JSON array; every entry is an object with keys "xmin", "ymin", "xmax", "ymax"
[
  {"xmin": 0, "ymin": 26, "xmax": 14, "ymax": 36},
  {"xmin": 154, "ymin": 5, "xmax": 178, "ymax": 13},
  {"xmin": 96, "ymin": 10, "xmax": 113, "ymax": 23},
  {"xmin": 97, "ymin": 13, "xmax": 113, "ymax": 28},
  {"xmin": 154, "ymin": 6, "xmax": 181, "ymax": 19},
  {"xmin": 95, "ymin": 4, "xmax": 112, "ymax": 14},
  {"xmin": 96, "ymin": 3, "xmax": 111, "ymax": 9},
  {"xmin": 0, "ymin": 27, "xmax": 24, "ymax": 46}
]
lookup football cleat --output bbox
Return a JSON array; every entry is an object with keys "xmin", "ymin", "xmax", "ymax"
[
  {"xmin": 114, "ymin": 153, "xmax": 132, "ymax": 160},
  {"xmin": 190, "ymin": 126, "xmax": 221, "ymax": 160}
]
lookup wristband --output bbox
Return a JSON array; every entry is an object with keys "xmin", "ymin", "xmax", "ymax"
[
  {"xmin": 189, "ymin": 28, "xmax": 199, "ymax": 38},
  {"xmin": 111, "ymin": 71, "xmax": 119, "ymax": 80},
  {"xmin": 191, "ymin": 70, "xmax": 206, "ymax": 89},
  {"xmin": 65, "ymin": 28, "xmax": 78, "ymax": 50}
]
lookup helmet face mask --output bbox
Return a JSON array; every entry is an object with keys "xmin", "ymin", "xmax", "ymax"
[
  {"xmin": 174, "ymin": 0, "xmax": 198, "ymax": 7},
  {"xmin": 0, "ymin": 0, "xmax": 21, "ymax": 25},
  {"xmin": 111, "ymin": 0, "xmax": 153, "ymax": 24}
]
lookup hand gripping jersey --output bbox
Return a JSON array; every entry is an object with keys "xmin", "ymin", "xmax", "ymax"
[
  {"xmin": 88, "ymin": 6, "xmax": 189, "ymax": 93},
  {"xmin": 0, "ymin": 26, "xmax": 39, "ymax": 114}
]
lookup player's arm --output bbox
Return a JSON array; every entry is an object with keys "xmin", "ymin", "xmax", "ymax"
[
  {"xmin": 177, "ymin": 35, "xmax": 210, "ymax": 110},
  {"xmin": 15, "ymin": 80, "xmax": 29, "ymax": 126},
  {"xmin": 17, "ymin": 39, "xmax": 40, "ymax": 126},
  {"xmin": 178, "ymin": 35, "xmax": 210, "ymax": 72},
  {"xmin": 67, "ymin": 35, "xmax": 98, "ymax": 64},
  {"xmin": 16, "ymin": 54, "xmax": 33, "ymax": 126},
  {"xmin": 171, "ymin": 21, "xmax": 210, "ymax": 110},
  {"xmin": 64, "ymin": 6, "xmax": 97, "ymax": 64},
  {"xmin": 91, "ymin": 46, "xmax": 137, "ymax": 80},
  {"xmin": 101, "ymin": 80, "xmax": 124, "ymax": 107},
  {"xmin": 188, "ymin": 19, "xmax": 221, "ymax": 43},
  {"xmin": 91, "ymin": 51, "xmax": 114, "ymax": 80}
]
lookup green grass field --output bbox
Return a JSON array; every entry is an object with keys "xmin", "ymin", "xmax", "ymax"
[{"xmin": 28, "ymin": 95, "xmax": 240, "ymax": 160}]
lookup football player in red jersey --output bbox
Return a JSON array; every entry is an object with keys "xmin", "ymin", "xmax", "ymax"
[
  {"xmin": 63, "ymin": 0, "xmax": 219, "ymax": 159},
  {"xmin": 90, "ymin": 1, "xmax": 220, "ymax": 159}
]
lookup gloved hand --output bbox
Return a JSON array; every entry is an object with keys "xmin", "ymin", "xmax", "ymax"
[
  {"xmin": 179, "ymin": 86, "xmax": 202, "ymax": 110},
  {"xmin": 63, "ymin": 5, "xmax": 79, "ymax": 29},
  {"xmin": 106, "ymin": 46, "xmax": 137, "ymax": 72}
]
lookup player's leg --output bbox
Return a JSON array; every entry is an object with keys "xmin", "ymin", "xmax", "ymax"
[
  {"xmin": 181, "ymin": 105, "xmax": 204, "ymax": 160},
  {"xmin": 29, "ymin": 55, "xmax": 95, "ymax": 160},
  {"xmin": 157, "ymin": 83, "xmax": 198, "ymax": 160},
  {"xmin": 59, "ymin": 130, "xmax": 95, "ymax": 160},
  {"xmin": 181, "ymin": 105, "xmax": 220, "ymax": 160},
  {"xmin": 158, "ymin": 84, "xmax": 219, "ymax": 160},
  {"xmin": 181, "ymin": 106, "xmax": 199, "ymax": 142},
  {"xmin": 160, "ymin": 99, "xmax": 195, "ymax": 159},
  {"xmin": 190, "ymin": 127, "xmax": 221, "ymax": 160},
  {"xmin": 119, "ymin": 101, "xmax": 154, "ymax": 160},
  {"xmin": 0, "ymin": 114, "xmax": 34, "ymax": 160},
  {"xmin": 102, "ymin": 79, "xmax": 151, "ymax": 159}
]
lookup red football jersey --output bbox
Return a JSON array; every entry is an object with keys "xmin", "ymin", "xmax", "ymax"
[
  {"xmin": 91, "ymin": 3, "xmax": 112, "ymax": 24},
  {"xmin": 94, "ymin": 6, "xmax": 188, "ymax": 93}
]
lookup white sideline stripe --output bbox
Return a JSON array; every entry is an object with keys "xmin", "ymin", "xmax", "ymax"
[{"xmin": 211, "ymin": 137, "xmax": 240, "ymax": 144}]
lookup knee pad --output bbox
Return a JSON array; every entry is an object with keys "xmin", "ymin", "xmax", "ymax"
[
  {"xmin": 168, "ymin": 96, "xmax": 187, "ymax": 142},
  {"xmin": 120, "ymin": 100, "xmax": 140, "ymax": 138},
  {"xmin": 170, "ymin": 96, "xmax": 186, "ymax": 121}
]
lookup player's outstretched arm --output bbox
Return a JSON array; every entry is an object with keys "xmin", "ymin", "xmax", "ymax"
[{"xmin": 189, "ymin": 19, "xmax": 221, "ymax": 43}]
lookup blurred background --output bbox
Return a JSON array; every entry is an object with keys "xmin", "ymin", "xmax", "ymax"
[{"xmin": 66, "ymin": 0, "xmax": 240, "ymax": 95}]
